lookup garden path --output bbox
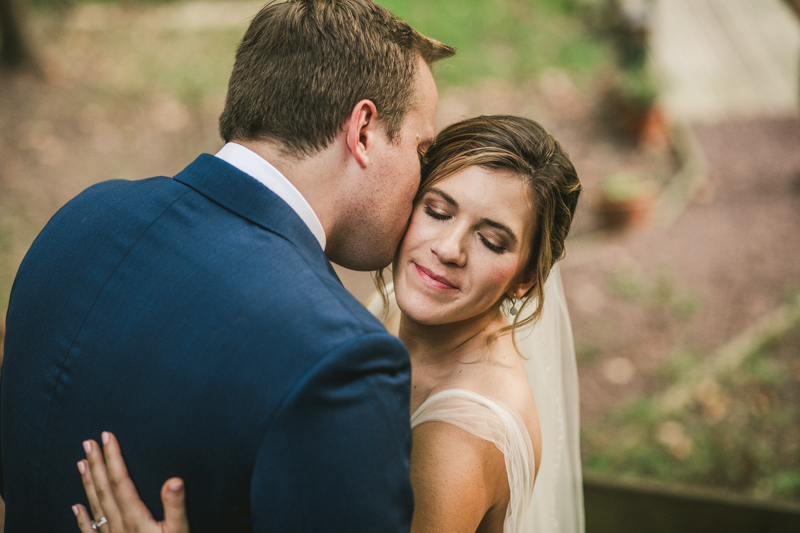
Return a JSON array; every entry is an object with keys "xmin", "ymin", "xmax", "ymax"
[{"xmin": 651, "ymin": 0, "xmax": 800, "ymax": 122}]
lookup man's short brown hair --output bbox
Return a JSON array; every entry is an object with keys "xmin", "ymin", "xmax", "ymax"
[{"xmin": 218, "ymin": 0, "xmax": 454, "ymax": 157}]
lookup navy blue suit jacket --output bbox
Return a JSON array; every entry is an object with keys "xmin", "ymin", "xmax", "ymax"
[{"xmin": 1, "ymin": 155, "xmax": 414, "ymax": 532}]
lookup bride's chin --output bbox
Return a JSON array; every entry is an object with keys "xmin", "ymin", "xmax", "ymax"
[
  {"xmin": 397, "ymin": 296, "xmax": 497, "ymax": 328},
  {"xmin": 395, "ymin": 293, "xmax": 449, "ymax": 326},
  {"xmin": 396, "ymin": 298, "xmax": 434, "ymax": 325},
  {"xmin": 402, "ymin": 313, "xmax": 441, "ymax": 327}
]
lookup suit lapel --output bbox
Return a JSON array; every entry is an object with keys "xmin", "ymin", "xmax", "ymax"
[{"xmin": 173, "ymin": 154, "xmax": 341, "ymax": 282}]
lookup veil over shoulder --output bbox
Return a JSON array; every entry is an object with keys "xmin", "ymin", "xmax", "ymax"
[
  {"xmin": 515, "ymin": 264, "xmax": 585, "ymax": 533},
  {"xmin": 366, "ymin": 263, "xmax": 585, "ymax": 533}
]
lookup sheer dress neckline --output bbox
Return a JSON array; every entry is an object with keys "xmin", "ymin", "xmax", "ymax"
[{"xmin": 410, "ymin": 388, "xmax": 537, "ymax": 533}]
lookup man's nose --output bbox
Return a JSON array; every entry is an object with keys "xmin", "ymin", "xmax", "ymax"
[{"xmin": 432, "ymin": 225, "xmax": 467, "ymax": 267}]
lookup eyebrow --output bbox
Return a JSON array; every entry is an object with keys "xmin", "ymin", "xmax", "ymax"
[
  {"xmin": 429, "ymin": 187, "xmax": 457, "ymax": 207},
  {"xmin": 427, "ymin": 188, "xmax": 518, "ymax": 244},
  {"xmin": 483, "ymin": 218, "xmax": 518, "ymax": 244}
]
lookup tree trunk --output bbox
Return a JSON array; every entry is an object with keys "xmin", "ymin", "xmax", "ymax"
[{"xmin": 0, "ymin": 0, "xmax": 37, "ymax": 71}]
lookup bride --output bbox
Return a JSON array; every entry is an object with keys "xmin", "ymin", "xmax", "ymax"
[{"xmin": 73, "ymin": 115, "xmax": 584, "ymax": 533}]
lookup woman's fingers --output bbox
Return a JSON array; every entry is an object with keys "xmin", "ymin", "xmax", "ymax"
[
  {"xmin": 78, "ymin": 432, "xmax": 189, "ymax": 532},
  {"xmin": 100, "ymin": 431, "xmax": 155, "ymax": 528},
  {"xmin": 77, "ymin": 459, "xmax": 105, "ymax": 524},
  {"xmin": 73, "ymin": 503, "xmax": 98, "ymax": 533},
  {"xmin": 160, "ymin": 478, "xmax": 190, "ymax": 533},
  {"xmin": 83, "ymin": 438, "xmax": 124, "ymax": 529}
]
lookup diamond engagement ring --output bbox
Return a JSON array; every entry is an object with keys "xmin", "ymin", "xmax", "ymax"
[{"xmin": 91, "ymin": 517, "xmax": 108, "ymax": 530}]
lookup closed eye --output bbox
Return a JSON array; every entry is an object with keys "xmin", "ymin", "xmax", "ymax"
[
  {"xmin": 479, "ymin": 234, "xmax": 506, "ymax": 254},
  {"xmin": 424, "ymin": 205, "xmax": 450, "ymax": 221}
]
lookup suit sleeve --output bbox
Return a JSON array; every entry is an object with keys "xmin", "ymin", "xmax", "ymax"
[{"xmin": 249, "ymin": 332, "xmax": 414, "ymax": 532}]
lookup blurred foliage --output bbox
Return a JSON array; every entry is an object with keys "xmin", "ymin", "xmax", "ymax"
[
  {"xmin": 598, "ymin": 170, "xmax": 656, "ymax": 202},
  {"xmin": 28, "ymin": 2, "xmax": 245, "ymax": 103},
  {"xmin": 583, "ymin": 323, "xmax": 800, "ymax": 503},
  {"xmin": 373, "ymin": 0, "xmax": 613, "ymax": 87},
  {"xmin": 654, "ymin": 347, "xmax": 700, "ymax": 387},
  {"xmin": 576, "ymin": 341, "xmax": 603, "ymax": 364},
  {"xmin": 30, "ymin": 0, "xmax": 185, "ymax": 8},
  {"xmin": 21, "ymin": 0, "xmax": 617, "ymax": 102},
  {"xmin": 607, "ymin": 264, "xmax": 700, "ymax": 321},
  {"xmin": 611, "ymin": 62, "xmax": 659, "ymax": 109}
]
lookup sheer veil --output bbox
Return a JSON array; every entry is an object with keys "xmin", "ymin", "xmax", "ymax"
[
  {"xmin": 365, "ymin": 263, "xmax": 585, "ymax": 533},
  {"xmin": 516, "ymin": 264, "xmax": 585, "ymax": 533}
]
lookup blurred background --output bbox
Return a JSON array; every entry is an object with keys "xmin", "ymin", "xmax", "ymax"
[{"xmin": 1, "ymin": 0, "xmax": 799, "ymax": 530}]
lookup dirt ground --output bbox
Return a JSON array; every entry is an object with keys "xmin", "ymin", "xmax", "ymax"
[{"xmin": 565, "ymin": 117, "xmax": 800, "ymax": 422}]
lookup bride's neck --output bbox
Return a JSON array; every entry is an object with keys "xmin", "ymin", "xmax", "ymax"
[{"xmin": 399, "ymin": 306, "xmax": 506, "ymax": 367}]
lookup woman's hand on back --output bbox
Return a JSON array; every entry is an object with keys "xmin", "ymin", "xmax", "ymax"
[{"xmin": 73, "ymin": 431, "xmax": 190, "ymax": 533}]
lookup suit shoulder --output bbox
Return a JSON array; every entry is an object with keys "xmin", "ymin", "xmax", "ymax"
[
  {"xmin": 71, "ymin": 175, "xmax": 185, "ymax": 205},
  {"xmin": 243, "ymin": 253, "xmax": 389, "ymax": 346}
]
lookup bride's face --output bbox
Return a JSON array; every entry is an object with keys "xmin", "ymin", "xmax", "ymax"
[{"xmin": 393, "ymin": 165, "xmax": 536, "ymax": 326}]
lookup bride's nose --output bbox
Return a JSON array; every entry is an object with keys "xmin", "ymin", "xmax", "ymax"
[{"xmin": 431, "ymin": 224, "xmax": 467, "ymax": 266}]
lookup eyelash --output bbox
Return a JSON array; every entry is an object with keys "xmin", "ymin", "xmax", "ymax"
[
  {"xmin": 424, "ymin": 205, "xmax": 450, "ymax": 221},
  {"xmin": 480, "ymin": 235, "xmax": 506, "ymax": 254},
  {"xmin": 424, "ymin": 206, "xmax": 506, "ymax": 254}
]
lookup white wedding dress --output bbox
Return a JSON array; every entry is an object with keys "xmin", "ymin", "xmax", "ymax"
[
  {"xmin": 411, "ymin": 389, "xmax": 536, "ymax": 533},
  {"xmin": 367, "ymin": 264, "xmax": 585, "ymax": 533}
]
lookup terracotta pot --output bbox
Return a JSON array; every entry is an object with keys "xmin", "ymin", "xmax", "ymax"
[
  {"xmin": 638, "ymin": 105, "xmax": 669, "ymax": 147},
  {"xmin": 595, "ymin": 192, "xmax": 656, "ymax": 230},
  {"xmin": 615, "ymin": 100, "xmax": 669, "ymax": 147}
]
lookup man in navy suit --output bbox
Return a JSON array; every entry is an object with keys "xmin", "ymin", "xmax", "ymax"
[{"xmin": 0, "ymin": 1, "xmax": 453, "ymax": 530}]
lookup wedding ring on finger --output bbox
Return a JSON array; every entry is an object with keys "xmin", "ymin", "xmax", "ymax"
[{"xmin": 91, "ymin": 517, "xmax": 108, "ymax": 530}]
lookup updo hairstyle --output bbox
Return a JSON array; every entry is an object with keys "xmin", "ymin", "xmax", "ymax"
[{"xmin": 415, "ymin": 115, "xmax": 581, "ymax": 334}]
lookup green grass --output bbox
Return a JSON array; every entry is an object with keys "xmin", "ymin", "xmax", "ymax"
[
  {"xmin": 32, "ymin": 7, "xmax": 243, "ymax": 104},
  {"xmin": 608, "ymin": 265, "xmax": 700, "ymax": 320},
  {"xmin": 27, "ymin": 0, "xmax": 613, "ymax": 103},
  {"xmin": 653, "ymin": 347, "xmax": 700, "ymax": 387},
  {"xmin": 583, "ymin": 324, "xmax": 800, "ymax": 503},
  {"xmin": 378, "ymin": 0, "xmax": 613, "ymax": 87}
]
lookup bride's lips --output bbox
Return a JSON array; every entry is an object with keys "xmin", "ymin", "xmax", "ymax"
[{"xmin": 414, "ymin": 263, "xmax": 458, "ymax": 290}]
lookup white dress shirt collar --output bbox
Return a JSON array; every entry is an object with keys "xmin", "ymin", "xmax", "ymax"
[{"xmin": 214, "ymin": 142, "xmax": 326, "ymax": 250}]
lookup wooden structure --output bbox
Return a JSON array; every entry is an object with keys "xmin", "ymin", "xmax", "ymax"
[
  {"xmin": 650, "ymin": 0, "xmax": 800, "ymax": 122},
  {"xmin": 585, "ymin": 475, "xmax": 800, "ymax": 533}
]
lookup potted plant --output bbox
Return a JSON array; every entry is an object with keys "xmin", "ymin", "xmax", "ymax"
[
  {"xmin": 595, "ymin": 171, "xmax": 658, "ymax": 230},
  {"xmin": 609, "ymin": 64, "xmax": 668, "ymax": 147},
  {"xmin": 611, "ymin": 0, "xmax": 657, "ymax": 71}
]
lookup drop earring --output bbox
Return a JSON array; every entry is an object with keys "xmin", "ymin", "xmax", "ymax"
[{"xmin": 509, "ymin": 298, "xmax": 518, "ymax": 316}]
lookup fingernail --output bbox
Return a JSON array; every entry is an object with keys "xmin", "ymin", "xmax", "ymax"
[
  {"xmin": 102, "ymin": 432, "xmax": 109, "ymax": 445},
  {"xmin": 77, "ymin": 460, "xmax": 86, "ymax": 474},
  {"xmin": 168, "ymin": 479, "xmax": 184, "ymax": 492},
  {"xmin": 72, "ymin": 505, "xmax": 79, "ymax": 516},
  {"xmin": 83, "ymin": 440, "xmax": 92, "ymax": 453}
]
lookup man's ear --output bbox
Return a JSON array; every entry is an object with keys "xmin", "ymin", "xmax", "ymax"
[{"xmin": 346, "ymin": 99, "xmax": 379, "ymax": 168}]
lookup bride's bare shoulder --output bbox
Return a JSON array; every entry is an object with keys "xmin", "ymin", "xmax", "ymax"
[
  {"xmin": 448, "ymin": 336, "xmax": 537, "ymax": 413},
  {"xmin": 436, "ymin": 337, "xmax": 542, "ymax": 465}
]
